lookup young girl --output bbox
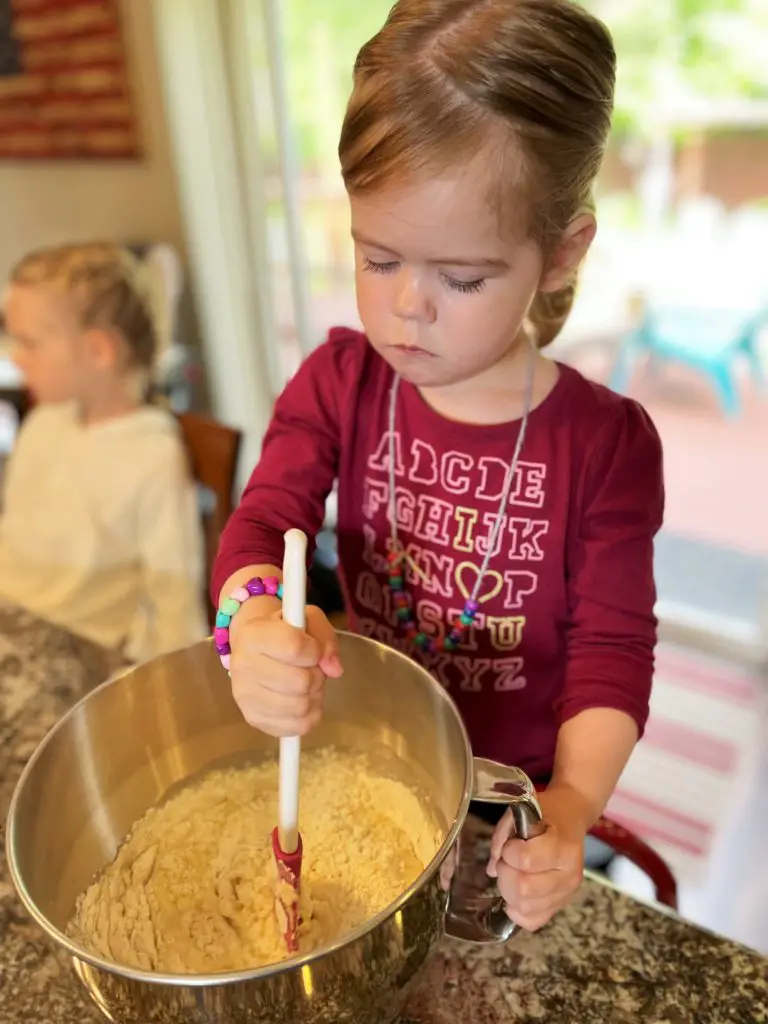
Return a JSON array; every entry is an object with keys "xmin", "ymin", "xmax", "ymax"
[
  {"xmin": 0, "ymin": 242, "xmax": 208, "ymax": 662},
  {"xmin": 213, "ymin": 0, "xmax": 664, "ymax": 932}
]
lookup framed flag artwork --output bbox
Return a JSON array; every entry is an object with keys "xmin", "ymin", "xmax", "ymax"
[{"xmin": 0, "ymin": 0, "xmax": 141, "ymax": 159}]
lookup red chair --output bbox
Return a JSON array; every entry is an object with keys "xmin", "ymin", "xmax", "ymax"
[{"xmin": 589, "ymin": 815, "xmax": 678, "ymax": 909}]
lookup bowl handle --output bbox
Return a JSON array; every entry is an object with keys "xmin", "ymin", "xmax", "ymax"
[{"xmin": 444, "ymin": 757, "xmax": 545, "ymax": 944}]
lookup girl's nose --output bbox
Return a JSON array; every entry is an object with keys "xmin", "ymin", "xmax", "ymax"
[{"xmin": 392, "ymin": 269, "xmax": 436, "ymax": 324}]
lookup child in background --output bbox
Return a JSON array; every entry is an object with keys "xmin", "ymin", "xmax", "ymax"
[
  {"xmin": 212, "ymin": 0, "xmax": 664, "ymax": 932},
  {"xmin": 0, "ymin": 242, "xmax": 208, "ymax": 662}
]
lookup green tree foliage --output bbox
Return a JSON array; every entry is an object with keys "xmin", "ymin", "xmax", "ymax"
[
  {"xmin": 589, "ymin": 0, "xmax": 768, "ymax": 135},
  {"xmin": 281, "ymin": 0, "xmax": 391, "ymax": 171}
]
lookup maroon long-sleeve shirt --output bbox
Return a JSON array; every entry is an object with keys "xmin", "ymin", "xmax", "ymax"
[{"xmin": 213, "ymin": 328, "xmax": 664, "ymax": 782}]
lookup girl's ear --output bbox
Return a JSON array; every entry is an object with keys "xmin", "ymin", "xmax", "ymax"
[
  {"xmin": 540, "ymin": 213, "xmax": 596, "ymax": 293},
  {"xmin": 81, "ymin": 327, "xmax": 122, "ymax": 371}
]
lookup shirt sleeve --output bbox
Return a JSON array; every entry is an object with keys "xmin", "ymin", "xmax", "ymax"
[
  {"xmin": 555, "ymin": 399, "xmax": 664, "ymax": 737},
  {"xmin": 129, "ymin": 436, "xmax": 209, "ymax": 661},
  {"xmin": 211, "ymin": 328, "xmax": 361, "ymax": 604}
]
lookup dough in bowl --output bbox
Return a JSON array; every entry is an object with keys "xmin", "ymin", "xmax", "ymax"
[{"xmin": 68, "ymin": 748, "xmax": 440, "ymax": 973}]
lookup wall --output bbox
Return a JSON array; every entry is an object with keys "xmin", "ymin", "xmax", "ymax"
[
  {"xmin": 699, "ymin": 133, "xmax": 768, "ymax": 208},
  {"xmin": 600, "ymin": 131, "xmax": 768, "ymax": 211},
  {"xmin": 0, "ymin": 0, "xmax": 184, "ymax": 283}
]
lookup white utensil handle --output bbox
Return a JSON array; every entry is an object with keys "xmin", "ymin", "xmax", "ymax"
[
  {"xmin": 278, "ymin": 529, "xmax": 307, "ymax": 853},
  {"xmin": 282, "ymin": 529, "xmax": 307, "ymax": 631}
]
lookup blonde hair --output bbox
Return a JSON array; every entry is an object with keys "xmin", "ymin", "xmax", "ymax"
[
  {"xmin": 10, "ymin": 242, "xmax": 157, "ymax": 368},
  {"xmin": 339, "ymin": 0, "xmax": 616, "ymax": 347}
]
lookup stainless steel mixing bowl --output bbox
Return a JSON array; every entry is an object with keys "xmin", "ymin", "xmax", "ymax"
[{"xmin": 6, "ymin": 633, "xmax": 542, "ymax": 1024}]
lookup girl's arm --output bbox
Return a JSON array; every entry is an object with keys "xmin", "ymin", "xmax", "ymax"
[
  {"xmin": 489, "ymin": 706, "xmax": 639, "ymax": 933},
  {"xmin": 544, "ymin": 706, "xmax": 638, "ymax": 831},
  {"xmin": 211, "ymin": 328, "xmax": 363, "ymax": 606},
  {"xmin": 550, "ymin": 396, "xmax": 664, "ymax": 819},
  {"xmin": 556, "ymin": 398, "xmax": 664, "ymax": 755},
  {"xmin": 489, "ymin": 399, "xmax": 664, "ymax": 931}
]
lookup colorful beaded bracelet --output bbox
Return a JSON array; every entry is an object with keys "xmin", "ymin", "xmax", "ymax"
[{"xmin": 214, "ymin": 576, "xmax": 283, "ymax": 672}]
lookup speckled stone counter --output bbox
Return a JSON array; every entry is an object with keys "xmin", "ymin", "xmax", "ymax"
[{"xmin": 1, "ymin": 600, "xmax": 766, "ymax": 1024}]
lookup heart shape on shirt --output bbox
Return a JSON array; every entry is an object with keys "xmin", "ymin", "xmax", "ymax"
[{"xmin": 455, "ymin": 562, "xmax": 504, "ymax": 605}]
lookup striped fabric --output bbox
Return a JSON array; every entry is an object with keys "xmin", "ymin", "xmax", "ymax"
[
  {"xmin": 0, "ymin": 0, "xmax": 139, "ymax": 158},
  {"xmin": 606, "ymin": 641, "xmax": 765, "ymax": 885}
]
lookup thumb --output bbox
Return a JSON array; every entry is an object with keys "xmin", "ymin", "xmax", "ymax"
[{"xmin": 306, "ymin": 606, "xmax": 343, "ymax": 678}]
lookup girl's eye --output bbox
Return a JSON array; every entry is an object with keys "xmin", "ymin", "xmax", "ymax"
[
  {"xmin": 361, "ymin": 256, "xmax": 486, "ymax": 295},
  {"xmin": 362, "ymin": 256, "xmax": 399, "ymax": 274},
  {"xmin": 442, "ymin": 274, "xmax": 486, "ymax": 295}
]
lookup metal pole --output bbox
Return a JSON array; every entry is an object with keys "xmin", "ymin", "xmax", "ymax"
[
  {"xmin": 225, "ymin": 0, "xmax": 284, "ymax": 396},
  {"xmin": 263, "ymin": 0, "xmax": 315, "ymax": 359}
]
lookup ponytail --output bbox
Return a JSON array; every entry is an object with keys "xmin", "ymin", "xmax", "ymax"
[{"xmin": 527, "ymin": 278, "xmax": 577, "ymax": 349}]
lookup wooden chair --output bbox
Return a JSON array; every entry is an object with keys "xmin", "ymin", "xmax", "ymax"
[{"xmin": 176, "ymin": 412, "xmax": 242, "ymax": 630}]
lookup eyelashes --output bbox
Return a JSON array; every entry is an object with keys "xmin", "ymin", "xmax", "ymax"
[
  {"xmin": 361, "ymin": 256, "xmax": 396, "ymax": 275},
  {"xmin": 361, "ymin": 257, "xmax": 486, "ymax": 295},
  {"xmin": 443, "ymin": 275, "xmax": 486, "ymax": 295}
]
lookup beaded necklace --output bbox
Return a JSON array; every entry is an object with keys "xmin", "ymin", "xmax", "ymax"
[{"xmin": 386, "ymin": 337, "xmax": 537, "ymax": 655}]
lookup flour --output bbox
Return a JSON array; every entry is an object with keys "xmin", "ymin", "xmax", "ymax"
[{"xmin": 69, "ymin": 748, "xmax": 439, "ymax": 974}]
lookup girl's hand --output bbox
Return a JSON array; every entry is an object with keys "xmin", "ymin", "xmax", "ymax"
[
  {"xmin": 229, "ymin": 598, "xmax": 342, "ymax": 737},
  {"xmin": 486, "ymin": 788, "xmax": 586, "ymax": 932}
]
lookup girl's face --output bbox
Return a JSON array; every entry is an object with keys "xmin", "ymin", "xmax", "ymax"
[
  {"xmin": 5, "ymin": 284, "xmax": 89, "ymax": 404},
  {"xmin": 5, "ymin": 283, "xmax": 126, "ymax": 408},
  {"xmin": 349, "ymin": 155, "xmax": 590, "ymax": 392}
]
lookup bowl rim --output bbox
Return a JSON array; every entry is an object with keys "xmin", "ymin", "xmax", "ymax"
[{"xmin": 6, "ymin": 632, "xmax": 474, "ymax": 986}]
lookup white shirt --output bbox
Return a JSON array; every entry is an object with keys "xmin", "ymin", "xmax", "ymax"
[{"xmin": 0, "ymin": 402, "xmax": 208, "ymax": 661}]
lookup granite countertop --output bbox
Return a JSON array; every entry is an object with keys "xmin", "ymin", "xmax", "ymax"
[{"xmin": 0, "ymin": 599, "xmax": 766, "ymax": 1024}]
